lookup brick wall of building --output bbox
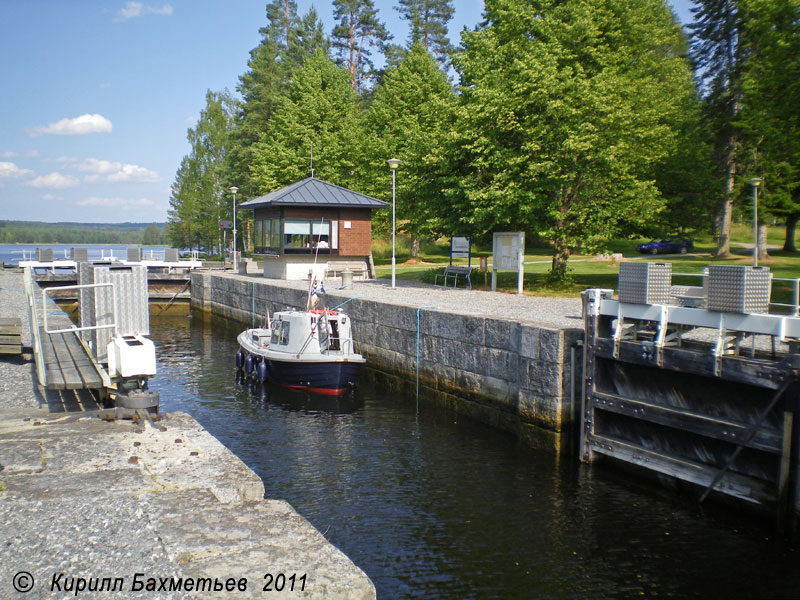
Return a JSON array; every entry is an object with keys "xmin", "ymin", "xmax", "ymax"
[{"xmin": 337, "ymin": 208, "xmax": 373, "ymax": 256}]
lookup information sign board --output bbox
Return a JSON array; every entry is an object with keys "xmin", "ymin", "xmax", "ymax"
[
  {"xmin": 492, "ymin": 232, "xmax": 525, "ymax": 294},
  {"xmin": 450, "ymin": 235, "xmax": 471, "ymax": 266}
]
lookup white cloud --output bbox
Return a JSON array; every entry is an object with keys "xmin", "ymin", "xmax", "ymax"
[
  {"xmin": 42, "ymin": 194, "xmax": 61, "ymax": 201},
  {"xmin": 25, "ymin": 150, "xmax": 40, "ymax": 158},
  {"xmin": 75, "ymin": 197, "xmax": 155, "ymax": 209},
  {"xmin": 60, "ymin": 157, "xmax": 161, "ymax": 183},
  {"xmin": 0, "ymin": 161, "xmax": 33, "ymax": 179},
  {"xmin": 26, "ymin": 172, "xmax": 80, "ymax": 189},
  {"xmin": 114, "ymin": 2, "xmax": 173, "ymax": 22},
  {"xmin": 31, "ymin": 114, "xmax": 112, "ymax": 137},
  {"xmin": 108, "ymin": 164, "xmax": 161, "ymax": 183},
  {"xmin": 1, "ymin": 151, "xmax": 17, "ymax": 159}
]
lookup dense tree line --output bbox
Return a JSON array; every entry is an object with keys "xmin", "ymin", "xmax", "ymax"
[
  {"xmin": 0, "ymin": 221, "xmax": 165, "ymax": 245},
  {"xmin": 168, "ymin": 0, "xmax": 800, "ymax": 280}
]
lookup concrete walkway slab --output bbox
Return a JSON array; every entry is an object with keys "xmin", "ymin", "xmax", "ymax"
[{"xmin": 0, "ymin": 409, "xmax": 374, "ymax": 599}]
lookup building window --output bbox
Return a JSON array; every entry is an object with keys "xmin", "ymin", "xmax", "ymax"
[
  {"xmin": 253, "ymin": 217, "xmax": 335, "ymax": 254},
  {"xmin": 254, "ymin": 217, "xmax": 280, "ymax": 253},
  {"xmin": 283, "ymin": 219, "xmax": 332, "ymax": 254}
]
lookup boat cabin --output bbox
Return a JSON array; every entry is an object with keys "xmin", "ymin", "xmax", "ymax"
[
  {"xmin": 238, "ymin": 177, "xmax": 389, "ymax": 280},
  {"xmin": 268, "ymin": 309, "xmax": 355, "ymax": 357}
]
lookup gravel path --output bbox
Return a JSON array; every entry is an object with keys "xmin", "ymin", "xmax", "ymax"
[
  {"xmin": 0, "ymin": 271, "xmax": 39, "ymax": 410},
  {"xmin": 236, "ymin": 274, "xmax": 586, "ymax": 330}
]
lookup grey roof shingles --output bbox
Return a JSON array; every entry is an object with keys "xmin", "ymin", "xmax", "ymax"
[{"xmin": 238, "ymin": 177, "xmax": 389, "ymax": 210}]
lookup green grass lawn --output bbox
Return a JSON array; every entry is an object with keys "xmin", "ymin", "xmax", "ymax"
[{"xmin": 372, "ymin": 226, "xmax": 800, "ymax": 306}]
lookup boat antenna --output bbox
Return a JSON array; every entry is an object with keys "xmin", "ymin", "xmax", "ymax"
[{"xmin": 306, "ymin": 217, "xmax": 326, "ymax": 311}]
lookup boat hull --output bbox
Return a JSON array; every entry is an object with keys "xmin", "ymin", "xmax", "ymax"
[
  {"xmin": 267, "ymin": 358, "xmax": 362, "ymax": 395},
  {"xmin": 236, "ymin": 328, "xmax": 364, "ymax": 396}
]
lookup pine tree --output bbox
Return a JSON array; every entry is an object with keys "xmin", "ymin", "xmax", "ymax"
[
  {"xmin": 250, "ymin": 51, "xmax": 370, "ymax": 193},
  {"xmin": 737, "ymin": 0, "xmax": 800, "ymax": 252},
  {"xmin": 396, "ymin": 0, "xmax": 454, "ymax": 65},
  {"xmin": 689, "ymin": 0, "xmax": 744, "ymax": 257},
  {"xmin": 331, "ymin": 0, "xmax": 391, "ymax": 91},
  {"xmin": 227, "ymin": 4, "xmax": 330, "ymax": 202},
  {"xmin": 265, "ymin": 0, "xmax": 299, "ymax": 49}
]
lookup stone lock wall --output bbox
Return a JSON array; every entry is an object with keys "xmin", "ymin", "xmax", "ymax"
[{"xmin": 191, "ymin": 272, "xmax": 583, "ymax": 453}]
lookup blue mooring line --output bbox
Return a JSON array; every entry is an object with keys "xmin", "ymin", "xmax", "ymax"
[
  {"xmin": 416, "ymin": 306, "xmax": 439, "ymax": 405},
  {"xmin": 331, "ymin": 296, "xmax": 364, "ymax": 311}
]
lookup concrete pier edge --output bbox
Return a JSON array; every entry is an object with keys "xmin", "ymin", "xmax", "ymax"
[{"xmin": 0, "ymin": 270, "xmax": 376, "ymax": 599}]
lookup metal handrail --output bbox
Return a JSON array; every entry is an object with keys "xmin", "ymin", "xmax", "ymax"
[
  {"xmin": 43, "ymin": 282, "xmax": 117, "ymax": 335},
  {"xmin": 23, "ymin": 267, "xmax": 46, "ymax": 387}
]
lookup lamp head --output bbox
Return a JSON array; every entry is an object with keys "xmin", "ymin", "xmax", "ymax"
[
  {"xmin": 229, "ymin": 186, "xmax": 239, "ymax": 194},
  {"xmin": 386, "ymin": 158, "xmax": 400, "ymax": 170},
  {"xmin": 749, "ymin": 178, "xmax": 762, "ymax": 187}
]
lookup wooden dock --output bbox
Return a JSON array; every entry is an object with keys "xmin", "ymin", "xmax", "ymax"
[
  {"xmin": 38, "ymin": 327, "xmax": 103, "ymax": 390},
  {"xmin": 23, "ymin": 268, "xmax": 110, "ymax": 397}
]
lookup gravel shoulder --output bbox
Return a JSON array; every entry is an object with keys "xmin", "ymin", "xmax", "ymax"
[
  {"xmin": 0, "ymin": 271, "xmax": 39, "ymax": 410},
  {"xmin": 234, "ymin": 273, "xmax": 585, "ymax": 330}
]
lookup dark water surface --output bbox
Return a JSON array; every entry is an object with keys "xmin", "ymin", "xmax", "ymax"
[{"xmin": 149, "ymin": 313, "xmax": 800, "ymax": 599}]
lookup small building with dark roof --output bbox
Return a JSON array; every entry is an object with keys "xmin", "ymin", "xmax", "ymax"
[{"xmin": 238, "ymin": 177, "xmax": 389, "ymax": 280}]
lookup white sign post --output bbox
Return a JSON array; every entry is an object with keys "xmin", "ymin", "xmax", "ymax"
[{"xmin": 492, "ymin": 232, "xmax": 525, "ymax": 295}]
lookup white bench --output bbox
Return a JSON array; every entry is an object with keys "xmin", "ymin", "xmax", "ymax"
[{"xmin": 324, "ymin": 260, "xmax": 369, "ymax": 280}]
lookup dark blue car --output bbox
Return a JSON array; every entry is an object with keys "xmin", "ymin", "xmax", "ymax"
[{"xmin": 636, "ymin": 237, "xmax": 693, "ymax": 255}]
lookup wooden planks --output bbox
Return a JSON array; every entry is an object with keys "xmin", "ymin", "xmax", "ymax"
[
  {"xmin": 39, "ymin": 328, "xmax": 65, "ymax": 389},
  {"xmin": 587, "ymin": 434, "xmax": 775, "ymax": 506},
  {"xmin": 39, "ymin": 327, "xmax": 102, "ymax": 390},
  {"xmin": 592, "ymin": 390, "xmax": 783, "ymax": 455},
  {"xmin": 61, "ymin": 330, "xmax": 102, "ymax": 389},
  {"xmin": 0, "ymin": 317, "xmax": 23, "ymax": 354}
]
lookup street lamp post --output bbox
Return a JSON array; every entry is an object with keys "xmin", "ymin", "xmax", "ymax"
[
  {"xmin": 386, "ymin": 158, "xmax": 400, "ymax": 288},
  {"xmin": 750, "ymin": 178, "xmax": 762, "ymax": 267},
  {"xmin": 230, "ymin": 186, "xmax": 239, "ymax": 272}
]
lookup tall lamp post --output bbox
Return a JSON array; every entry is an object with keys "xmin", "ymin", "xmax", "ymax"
[
  {"xmin": 386, "ymin": 158, "xmax": 400, "ymax": 288},
  {"xmin": 750, "ymin": 178, "xmax": 762, "ymax": 267},
  {"xmin": 230, "ymin": 186, "xmax": 239, "ymax": 272}
]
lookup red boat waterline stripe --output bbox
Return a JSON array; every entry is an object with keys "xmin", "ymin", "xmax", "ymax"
[{"xmin": 281, "ymin": 384, "xmax": 349, "ymax": 396}]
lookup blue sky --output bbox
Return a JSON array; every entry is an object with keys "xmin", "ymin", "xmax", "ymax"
[{"xmin": 0, "ymin": 0, "xmax": 693, "ymax": 224}]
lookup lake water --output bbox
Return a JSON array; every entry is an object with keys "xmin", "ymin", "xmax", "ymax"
[
  {"xmin": 148, "ymin": 312, "xmax": 800, "ymax": 599},
  {"xmin": 0, "ymin": 243, "xmax": 167, "ymax": 265}
]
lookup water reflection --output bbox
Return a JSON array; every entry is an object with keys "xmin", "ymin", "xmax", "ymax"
[
  {"xmin": 235, "ymin": 373, "xmax": 364, "ymax": 415},
  {"xmin": 148, "ymin": 313, "xmax": 800, "ymax": 599}
]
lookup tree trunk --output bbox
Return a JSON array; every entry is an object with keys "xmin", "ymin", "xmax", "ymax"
[
  {"xmin": 757, "ymin": 223, "xmax": 769, "ymax": 261},
  {"xmin": 784, "ymin": 213, "xmax": 799, "ymax": 252},
  {"xmin": 550, "ymin": 233, "xmax": 570, "ymax": 281},
  {"xmin": 715, "ymin": 135, "xmax": 737, "ymax": 257},
  {"xmin": 245, "ymin": 218, "xmax": 251, "ymax": 253},
  {"xmin": 411, "ymin": 237, "xmax": 420, "ymax": 258}
]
